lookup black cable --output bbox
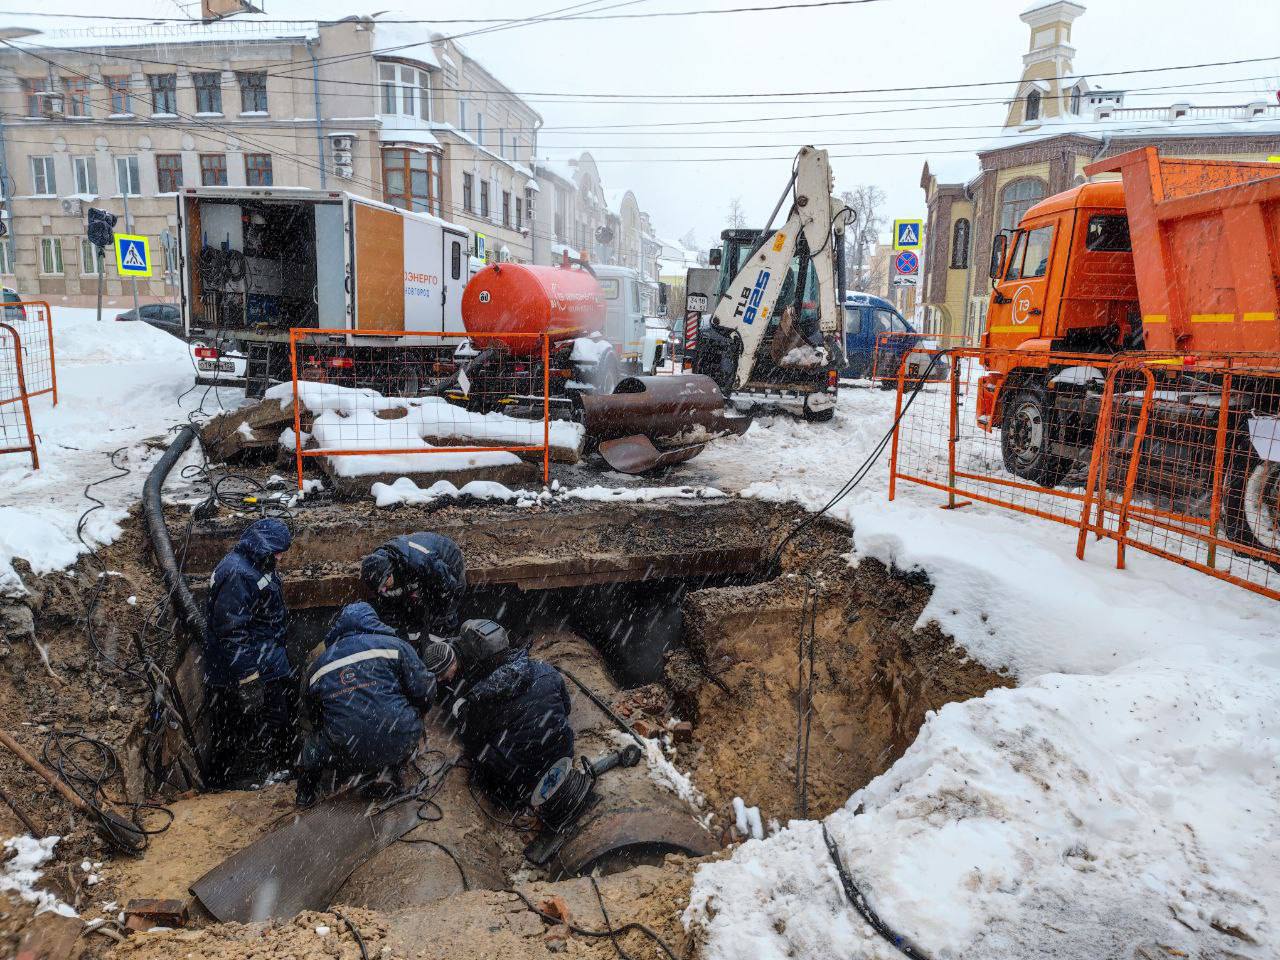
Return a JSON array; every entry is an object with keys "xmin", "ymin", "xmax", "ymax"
[
  {"xmin": 331, "ymin": 910, "xmax": 369, "ymax": 960},
  {"xmin": 397, "ymin": 836, "xmax": 471, "ymax": 892},
  {"xmin": 508, "ymin": 888, "xmax": 681, "ymax": 960},
  {"xmin": 589, "ymin": 874, "xmax": 633, "ymax": 960},
  {"xmin": 822, "ymin": 823, "xmax": 933, "ymax": 960},
  {"xmin": 768, "ymin": 352, "xmax": 945, "ymax": 570}
]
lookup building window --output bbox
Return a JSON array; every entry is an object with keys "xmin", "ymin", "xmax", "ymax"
[
  {"xmin": 999, "ymin": 178, "xmax": 1046, "ymax": 232},
  {"xmin": 200, "ymin": 154, "xmax": 228, "ymax": 186},
  {"xmin": 245, "ymin": 153, "xmax": 273, "ymax": 186},
  {"xmin": 193, "ymin": 71, "xmax": 223, "ymax": 113},
  {"xmin": 0, "ymin": 240, "xmax": 13, "ymax": 275},
  {"xmin": 950, "ymin": 218, "xmax": 970, "ymax": 269},
  {"xmin": 515, "ymin": 197, "xmax": 523, "ymax": 230},
  {"xmin": 156, "ymin": 154, "xmax": 183, "ymax": 193},
  {"xmin": 480, "ymin": 180, "xmax": 490, "ymax": 219},
  {"xmin": 149, "ymin": 73, "xmax": 177, "ymax": 114},
  {"xmin": 238, "ymin": 71, "xmax": 267, "ymax": 113},
  {"xmin": 474, "ymin": 113, "xmax": 484, "ymax": 147},
  {"xmin": 459, "ymin": 98, "xmax": 469, "ymax": 134},
  {"xmin": 21, "ymin": 78, "xmax": 48, "ymax": 117},
  {"xmin": 1069, "ymin": 87, "xmax": 1082, "ymax": 115},
  {"xmin": 378, "ymin": 62, "xmax": 431, "ymax": 120},
  {"xmin": 462, "ymin": 172, "xmax": 474, "ymax": 213},
  {"xmin": 63, "ymin": 77, "xmax": 90, "ymax": 117},
  {"xmin": 72, "ymin": 156, "xmax": 97, "ymax": 195},
  {"xmin": 382, "ymin": 148, "xmax": 440, "ymax": 214},
  {"xmin": 105, "ymin": 76, "xmax": 132, "ymax": 115},
  {"xmin": 1025, "ymin": 89, "xmax": 1041, "ymax": 122},
  {"xmin": 116, "ymin": 155, "xmax": 141, "ymax": 196},
  {"xmin": 555, "ymin": 190, "xmax": 568, "ymax": 242},
  {"xmin": 31, "ymin": 156, "xmax": 55, "ymax": 195},
  {"xmin": 502, "ymin": 190, "xmax": 511, "ymax": 228},
  {"xmin": 80, "ymin": 237, "xmax": 101, "ymax": 276},
  {"xmin": 39, "ymin": 237, "xmax": 64, "ymax": 275}
]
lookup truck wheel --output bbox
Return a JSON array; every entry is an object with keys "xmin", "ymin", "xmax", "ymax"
[
  {"xmin": 1000, "ymin": 385, "xmax": 1071, "ymax": 487},
  {"xmin": 1222, "ymin": 454, "xmax": 1280, "ymax": 571},
  {"xmin": 591, "ymin": 350, "xmax": 621, "ymax": 396}
]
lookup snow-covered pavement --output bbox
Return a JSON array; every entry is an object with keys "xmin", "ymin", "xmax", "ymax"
[
  {"xmin": 0, "ymin": 308, "xmax": 216, "ymax": 596},
  {"xmin": 678, "ymin": 396, "xmax": 1280, "ymax": 959}
]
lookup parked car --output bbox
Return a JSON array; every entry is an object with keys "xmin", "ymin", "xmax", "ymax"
[
  {"xmin": 2, "ymin": 286, "xmax": 26, "ymax": 322},
  {"xmin": 116, "ymin": 303, "xmax": 183, "ymax": 339},
  {"xmin": 117, "ymin": 302, "xmax": 247, "ymax": 387},
  {"xmin": 840, "ymin": 292, "xmax": 948, "ymax": 384}
]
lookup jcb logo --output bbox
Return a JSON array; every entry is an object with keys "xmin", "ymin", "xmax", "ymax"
[{"xmin": 734, "ymin": 270, "xmax": 771, "ymax": 325}]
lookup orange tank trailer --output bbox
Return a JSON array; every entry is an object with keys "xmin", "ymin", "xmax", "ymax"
[{"xmin": 462, "ymin": 262, "xmax": 605, "ymax": 357}]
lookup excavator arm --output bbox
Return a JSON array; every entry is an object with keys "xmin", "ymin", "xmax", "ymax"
[{"xmin": 702, "ymin": 146, "xmax": 851, "ymax": 392}]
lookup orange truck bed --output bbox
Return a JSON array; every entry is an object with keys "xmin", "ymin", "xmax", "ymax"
[{"xmin": 1083, "ymin": 148, "xmax": 1280, "ymax": 353}]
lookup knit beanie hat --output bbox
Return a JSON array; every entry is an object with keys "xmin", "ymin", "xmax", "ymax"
[{"xmin": 420, "ymin": 640, "xmax": 457, "ymax": 677}]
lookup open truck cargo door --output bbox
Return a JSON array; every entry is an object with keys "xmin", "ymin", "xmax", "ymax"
[{"xmin": 347, "ymin": 195, "xmax": 469, "ymax": 344}]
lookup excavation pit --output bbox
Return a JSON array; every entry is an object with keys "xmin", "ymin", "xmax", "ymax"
[{"xmin": 109, "ymin": 494, "xmax": 1008, "ymax": 937}]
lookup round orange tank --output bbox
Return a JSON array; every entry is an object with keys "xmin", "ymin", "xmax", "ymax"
[{"xmin": 462, "ymin": 263, "xmax": 606, "ymax": 357}]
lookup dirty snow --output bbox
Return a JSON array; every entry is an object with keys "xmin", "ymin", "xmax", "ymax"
[
  {"xmin": 679, "ymin": 388, "xmax": 1280, "ymax": 959},
  {"xmin": 0, "ymin": 308, "xmax": 208, "ymax": 596},
  {"xmin": 371, "ymin": 475, "xmax": 725, "ymax": 508},
  {"xmin": 1, "ymin": 836, "xmax": 77, "ymax": 917}
]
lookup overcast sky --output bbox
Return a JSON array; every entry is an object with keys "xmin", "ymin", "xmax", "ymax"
[{"xmin": 9, "ymin": 0, "xmax": 1280, "ymax": 251}]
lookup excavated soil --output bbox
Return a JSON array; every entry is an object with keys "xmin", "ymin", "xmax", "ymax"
[{"xmin": 2, "ymin": 490, "xmax": 1009, "ymax": 960}]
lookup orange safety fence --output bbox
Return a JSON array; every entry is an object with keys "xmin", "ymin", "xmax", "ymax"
[
  {"xmin": 3, "ymin": 300, "xmax": 56, "ymax": 405},
  {"xmin": 288, "ymin": 328, "xmax": 556, "ymax": 492},
  {"xmin": 870, "ymin": 331, "xmax": 968, "ymax": 385},
  {"xmin": 0, "ymin": 322, "xmax": 39, "ymax": 469},
  {"xmin": 888, "ymin": 346, "xmax": 1280, "ymax": 601}
]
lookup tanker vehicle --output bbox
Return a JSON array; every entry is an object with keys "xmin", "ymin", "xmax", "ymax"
[{"xmin": 979, "ymin": 147, "xmax": 1280, "ymax": 560}]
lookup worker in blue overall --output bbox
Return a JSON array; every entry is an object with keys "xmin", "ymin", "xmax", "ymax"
[
  {"xmin": 296, "ymin": 602, "xmax": 456, "ymax": 806},
  {"xmin": 360, "ymin": 533, "xmax": 467, "ymax": 649},
  {"xmin": 204, "ymin": 517, "xmax": 296, "ymax": 786},
  {"xmin": 449, "ymin": 619, "xmax": 574, "ymax": 808}
]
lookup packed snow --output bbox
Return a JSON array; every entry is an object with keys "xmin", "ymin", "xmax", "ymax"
[
  {"xmin": 0, "ymin": 308, "xmax": 207, "ymax": 596},
  {"xmin": 371, "ymin": 475, "xmax": 725, "ymax": 509}
]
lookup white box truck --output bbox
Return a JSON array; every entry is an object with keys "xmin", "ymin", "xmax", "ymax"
[{"xmin": 177, "ymin": 186, "xmax": 471, "ymax": 395}]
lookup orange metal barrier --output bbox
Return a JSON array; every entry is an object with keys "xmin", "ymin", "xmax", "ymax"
[
  {"xmin": 0, "ymin": 322, "xmax": 39, "ymax": 469},
  {"xmin": 3, "ymin": 301, "xmax": 56, "ymax": 405},
  {"xmin": 871, "ymin": 332, "xmax": 967, "ymax": 385},
  {"xmin": 888, "ymin": 347, "xmax": 1280, "ymax": 602},
  {"xmin": 288, "ymin": 328, "xmax": 555, "ymax": 492}
]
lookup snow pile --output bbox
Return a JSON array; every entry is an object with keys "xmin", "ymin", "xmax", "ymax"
[
  {"xmin": 570, "ymin": 334, "xmax": 613, "ymax": 363},
  {"xmin": 371, "ymin": 475, "xmax": 726, "ymax": 509},
  {"xmin": 680, "ymin": 389, "xmax": 1280, "ymax": 959},
  {"xmin": 779, "ymin": 344, "xmax": 828, "ymax": 367},
  {"xmin": 264, "ymin": 380, "xmax": 584, "ymax": 479},
  {"xmin": 0, "ymin": 308, "xmax": 200, "ymax": 596},
  {"xmin": 1, "ymin": 836, "xmax": 77, "ymax": 918}
]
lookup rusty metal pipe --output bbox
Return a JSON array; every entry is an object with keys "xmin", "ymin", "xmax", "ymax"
[{"xmin": 578, "ymin": 375, "xmax": 746, "ymax": 445}]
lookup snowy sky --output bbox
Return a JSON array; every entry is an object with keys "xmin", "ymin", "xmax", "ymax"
[{"xmin": 7, "ymin": 0, "xmax": 1279, "ymax": 251}]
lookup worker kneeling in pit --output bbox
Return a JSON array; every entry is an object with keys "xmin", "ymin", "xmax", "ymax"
[
  {"xmin": 296, "ymin": 601, "xmax": 457, "ymax": 807},
  {"xmin": 204, "ymin": 517, "xmax": 297, "ymax": 787},
  {"xmin": 450, "ymin": 619, "xmax": 574, "ymax": 808},
  {"xmin": 361, "ymin": 533, "xmax": 466, "ymax": 649}
]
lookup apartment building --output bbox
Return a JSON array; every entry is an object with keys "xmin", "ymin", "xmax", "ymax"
[{"xmin": 0, "ymin": 14, "xmax": 543, "ymax": 304}]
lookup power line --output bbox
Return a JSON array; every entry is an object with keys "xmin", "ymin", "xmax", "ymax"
[{"xmin": 0, "ymin": 0, "xmax": 886, "ymax": 26}]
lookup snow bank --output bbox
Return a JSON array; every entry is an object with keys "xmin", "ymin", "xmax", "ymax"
[
  {"xmin": 0, "ymin": 308, "xmax": 200, "ymax": 596},
  {"xmin": 1, "ymin": 836, "xmax": 77, "ymax": 917},
  {"xmin": 370, "ymin": 475, "xmax": 726, "ymax": 509},
  {"xmin": 682, "ymin": 388, "xmax": 1280, "ymax": 959}
]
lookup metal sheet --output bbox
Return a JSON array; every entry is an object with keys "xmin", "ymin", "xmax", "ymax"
[
  {"xmin": 190, "ymin": 793, "xmax": 423, "ymax": 923},
  {"xmin": 597, "ymin": 435, "xmax": 705, "ymax": 474}
]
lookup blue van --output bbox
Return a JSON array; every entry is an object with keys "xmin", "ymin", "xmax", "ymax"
[{"xmin": 840, "ymin": 292, "xmax": 947, "ymax": 382}]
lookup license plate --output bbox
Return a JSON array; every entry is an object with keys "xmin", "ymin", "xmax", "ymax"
[{"xmin": 198, "ymin": 359, "xmax": 235, "ymax": 373}]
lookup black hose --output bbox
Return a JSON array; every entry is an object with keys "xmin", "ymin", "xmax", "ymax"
[
  {"xmin": 142, "ymin": 423, "xmax": 208, "ymax": 643},
  {"xmin": 331, "ymin": 910, "xmax": 369, "ymax": 960},
  {"xmin": 822, "ymin": 823, "xmax": 933, "ymax": 960}
]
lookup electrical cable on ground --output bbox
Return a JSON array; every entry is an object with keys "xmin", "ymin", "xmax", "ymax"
[
  {"xmin": 822, "ymin": 822, "xmax": 933, "ymax": 960},
  {"xmin": 330, "ymin": 910, "xmax": 369, "ymax": 960},
  {"xmin": 507, "ymin": 886, "xmax": 681, "ymax": 960},
  {"xmin": 768, "ymin": 353, "xmax": 945, "ymax": 570},
  {"xmin": 590, "ymin": 873, "xmax": 633, "ymax": 960}
]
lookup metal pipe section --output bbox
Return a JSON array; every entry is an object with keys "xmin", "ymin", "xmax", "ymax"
[{"xmin": 578, "ymin": 375, "xmax": 751, "ymax": 446}]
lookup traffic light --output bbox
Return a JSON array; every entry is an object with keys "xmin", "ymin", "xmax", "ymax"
[{"xmin": 87, "ymin": 207, "xmax": 117, "ymax": 249}]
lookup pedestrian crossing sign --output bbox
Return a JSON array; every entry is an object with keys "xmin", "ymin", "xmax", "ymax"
[
  {"xmin": 115, "ymin": 234, "xmax": 152, "ymax": 277},
  {"xmin": 893, "ymin": 219, "xmax": 923, "ymax": 251}
]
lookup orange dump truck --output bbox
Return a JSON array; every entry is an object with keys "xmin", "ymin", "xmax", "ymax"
[{"xmin": 978, "ymin": 147, "xmax": 1280, "ymax": 551}]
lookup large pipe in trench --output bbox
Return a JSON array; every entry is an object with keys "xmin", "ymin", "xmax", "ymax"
[{"xmin": 332, "ymin": 629, "xmax": 714, "ymax": 911}]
